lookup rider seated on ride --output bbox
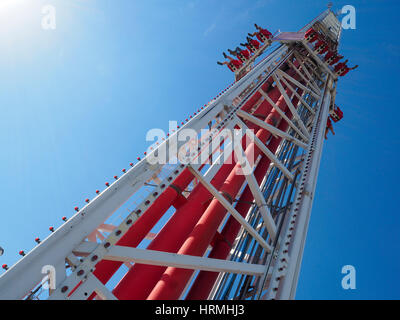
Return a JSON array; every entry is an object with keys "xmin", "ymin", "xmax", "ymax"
[
  {"xmin": 325, "ymin": 51, "xmax": 344, "ymax": 65},
  {"xmin": 305, "ymin": 27, "xmax": 319, "ymax": 42},
  {"xmin": 248, "ymin": 23, "xmax": 273, "ymax": 43},
  {"xmin": 333, "ymin": 60, "xmax": 348, "ymax": 73},
  {"xmin": 330, "ymin": 105, "xmax": 344, "ymax": 122},
  {"xmin": 337, "ymin": 64, "xmax": 358, "ymax": 77},
  {"xmin": 228, "ymin": 47, "xmax": 251, "ymax": 62},
  {"xmin": 217, "ymin": 52, "xmax": 243, "ymax": 72},
  {"xmin": 329, "ymin": 54, "xmax": 344, "ymax": 66},
  {"xmin": 325, "ymin": 117, "xmax": 335, "ymax": 139},
  {"xmin": 241, "ymin": 37, "xmax": 261, "ymax": 53},
  {"xmin": 314, "ymin": 40, "xmax": 329, "ymax": 54}
]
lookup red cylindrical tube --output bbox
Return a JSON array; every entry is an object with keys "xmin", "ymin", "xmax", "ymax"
[
  {"xmin": 186, "ymin": 89, "xmax": 304, "ymax": 299},
  {"xmin": 112, "ymin": 82, "xmax": 281, "ymax": 300},
  {"xmin": 146, "ymin": 89, "xmax": 293, "ymax": 300}
]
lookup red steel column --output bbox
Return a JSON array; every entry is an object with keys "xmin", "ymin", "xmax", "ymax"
[
  {"xmin": 186, "ymin": 88, "xmax": 304, "ymax": 299},
  {"xmin": 146, "ymin": 87, "xmax": 295, "ymax": 300},
  {"xmin": 113, "ymin": 155, "xmax": 236, "ymax": 299},
  {"xmin": 91, "ymin": 169, "xmax": 193, "ymax": 285},
  {"xmin": 89, "ymin": 77, "xmax": 273, "ymax": 290},
  {"xmin": 90, "ymin": 137, "xmax": 231, "ymax": 296},
  {"xmin": 111, "ymin": 81, "xmax": 281, "ymax": 300}
]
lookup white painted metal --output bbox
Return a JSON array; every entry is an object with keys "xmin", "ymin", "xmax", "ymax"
[
  {"xmin": 276, "ymin": 68, "xmax": 320, "ymax": 100},
  {"xmin": 72, "ymin": 241, "xmax": 266, "ymax": 277},
  {"xmin": 107, "ymin": 246, "xmax": 265, "ymax": 276},
  {"xmin": 293, "ymin": 51, "xmax": 326, "ymax": 85},
  {"xmin": 300, "ymin": 41, "xmax": 336, "ymax": 79},
  {"xmin": 236, "ymin": 109, "xmax": 309, "ymax": 149},
  {"xmin": 278, "ymin": 79, "xmax": 332, "ymax": 300},
  {"xmin": 0, "ymin": 8, "xmax": 342, "ymax": 301},
  {"xmin": 264, "ymin": 76, "xmax": 331, "ymax": 300},
  {"xmin": 233, "ymin": 144, "xmax": 277, "ymax": 240},
  {"xmin": 291, "ymin": 52, "xmax": 321, "ymax": 92},
  {"xmin": 234, "ymin": 117, "xmax": 294, "ymax": 181},
  {"xmin": 258, "ymin": 88, "xmax": 310, "ymax": 141},
  {"xmin": 68, "ymin": 273, "xmax": 118, "ymax": 300},
  {"xmin": 286, "ymin": 59, "xmax": 320, "ymax": 95},
  {"xmin": 271, "ymin": 73, "xmax": 310, "ymax": 136},
  {"xmin": 26, "ymin": 46, "xmax": 292, "ymax": 300},
  {"xmin": 188, "ymin": 165, "xmax": 272, "ymax": 252},
  {"xmin": 0, "ymin": 42, "xmax": 297, "ymax": 299},
  {"xmin": 275, "ymin": 71, "xmax": 315, "ymax": 115}
]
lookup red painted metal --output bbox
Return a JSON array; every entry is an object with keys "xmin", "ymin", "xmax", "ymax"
[
  {"xmin": 91, "ymin": 169, "xmax": 194, "ymax": 287},
  {"xmin": 112, "ymin": 157, "xmax": 237, "ymax": 299},
  {"xmin": 91, "ymin": 76, "xmax": 276, "ymax": 291},
  {"xmin": 89, "ymin": 141, "xmax": 230, "ymax": 298},
  {"xmin": 186, "ymin": 88, "xmax": 305, "ymax": 299},
  {"xmin": 89, "ymin": 121, "xmax": 243, "ymax": 296},
  {"xmin": 146, "ymin": 86, "xmax": 295, "ymax": 300},
  {"xmin": 111, "ymin": 79, "xmax": 283, "ymax": 300}
]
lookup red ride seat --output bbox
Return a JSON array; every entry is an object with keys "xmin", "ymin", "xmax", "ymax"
[
  {"xmin": 330, "ymin": 106, "xmax": 343, "ymax": 122},
  {"xmin": 227, "ymin": 59, "xmax": 243, "ymax": 72},
  {"xmin": 256, "ymin": 28, "xmax": 273, "ymax": 43}
]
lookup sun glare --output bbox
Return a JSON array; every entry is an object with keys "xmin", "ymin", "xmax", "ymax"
[
  {"xmin": 0, "ymin": 0, "xmax": 24, "ymax": 10},
  {"xmin": 0, "ymin": 0, "xmax": 38, "ymax": 44}
]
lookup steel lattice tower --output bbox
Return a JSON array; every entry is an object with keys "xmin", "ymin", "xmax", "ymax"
[{"xmin": 0, "ymin": 9, "xmax": 346, "ymax": 300}]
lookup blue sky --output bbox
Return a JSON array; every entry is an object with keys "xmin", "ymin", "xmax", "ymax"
[{"xmin": 0, "ymin": 0, "xmax": 399, "ymax": 300}]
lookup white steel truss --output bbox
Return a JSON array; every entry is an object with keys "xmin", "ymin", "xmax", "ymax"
[{"xmin": 0, "ymin": 9, "xmax": 342, "ymax": 301}]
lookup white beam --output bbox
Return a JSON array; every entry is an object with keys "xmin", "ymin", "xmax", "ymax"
[
  {"xmin": 2, "ymin": 44, "xmax": 292, "ymax": 301},
  {"xmin": 299, "ymin": 43, "xmax": 336, "ymax": 79},
  {"xmin": 236, "ymin": 110, "xmax": 308, "ymax": 150},
  {"xmin": 278, "ymin": 83, "xmax": 332, "ymax": 300},
  {"xmin": 104, "ymin": 246, "xmax": 266, "ymax": 276},
  {"xmin": 272, "ymin": 73, "xmax": 310, "ymax": 137},
  {"xmin": 235, "ymin": 117, "xmax": 294, "ymax": 182},
  {"xmin": 258, "ymin": 88, "xmax": 310, "ymax": 141},
  {"xmin": 287, "ymin": 57, "xmax": 320, "ymax": 94},
  {"xmin": 288, "ymin": 58, "xmax": 320, "ymax": 93},
  {"xmin": 67, "ymin": 273, "xmax": 117, "ymax": 300},
  {"xmin": 276, "ymin": 68, "xmax": 320, "ymax": 100},
  {"xmin": 293, "ymin": 51, "xmax": 320, "ymax": 82},
  {"xmin": 97, "ymin": 224, "xmax": 116, "ymax": 233},
  {"xmin": 188, "ymin": 166, "xmax": 272, "ymax": 252},
  {"xmin": 233, "ymin": 145, "xmax": 277, "ymax": 240},
  {"xmin": 276, "ymin": 71, "xmax": 315, "ymax": 115},
  {"xmin": 302, "ymin": 56, "xmax": 326, "ymax": 84}
]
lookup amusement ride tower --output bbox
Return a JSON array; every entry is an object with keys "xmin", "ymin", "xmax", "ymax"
[{"xmin": 0, "ymin": 9, "xmax": 351, "ymax": 300}]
